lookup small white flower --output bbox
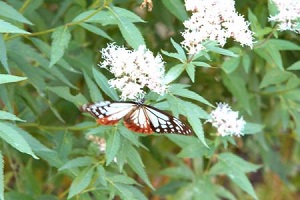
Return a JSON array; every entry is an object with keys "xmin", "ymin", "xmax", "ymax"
[
  {"xmin": 269, "ymin": 0, "xmax": 300, "ymax": 33},
  {"xmin": 100, "ymin": 44, "xmax": 168, "ymax": 101},
  {"xmin": 207, "ymin": 103, "xmax": 246, "ymax": 137},
  {"xmin": 182, "ymin": 0, "xmax": 254, "ymax": 54}
]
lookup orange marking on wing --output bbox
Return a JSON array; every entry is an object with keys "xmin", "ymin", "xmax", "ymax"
[
  {"xmin": 123, "ymin": 120, "xmax": 153, "ymax": 134},
  {"xmin": 97, "ymin": 118, "xmax": 120, "ymax": 125}
]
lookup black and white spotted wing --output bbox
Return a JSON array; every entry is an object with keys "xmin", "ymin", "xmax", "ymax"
[{"xmin": 81, "ymin": 101, "xmax": 192, "ymax": 135}]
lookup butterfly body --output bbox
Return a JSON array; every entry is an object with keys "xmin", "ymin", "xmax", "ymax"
[{"xmin": 81, "ymin": 101, "xmax": 192, "ymax": 135}]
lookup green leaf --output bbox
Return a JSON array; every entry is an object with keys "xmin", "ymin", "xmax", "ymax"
[
  {"xmin": 49, "ymin": 26, "xmax": 71, "ymax": 67},
  {"xmin": 0, "ymin": 152, "xmax": 3, "ymax": 200},
  {"xmin": 170, "ymin": 38, "xmax": 186, "ymax": 60},
  {"xmin": 206, "ymin": 45, "xmax": 238, "ymax": 57},
  {"xmin": 118, "ymin": 127, "xmax": 141, "ymax": 147},
  {"xmin": 268, "ymin": 39, "xmax": 300, "ymax": 51},
  {"xmin": 93, "ymin": 68, "xmax": 119, "ymax": 100},
  {"xmin": 186, "ymin": 63, "xmax": 195, "ymax": 82},
  {"xmin": 116, "ymin": 17, "xmax": 144, "ymax": 49},
  {"xmin": 67, "ymin": 167, "xmax": 93, "ymax": 199},
  {"xmin": 47, "ymin": 86, "xmax": 87, "ymax": 106},
  {"xmin": 287, "ymin": 60, "xmax": 300, "ymax": 70},
  {"xmin": 0, "ymin": 34, "xmax": 9, "ymax": 73},
  {"xmin": 222, "ymin": 57, "xmax": 241, "ymax": 74},
  {"xmin": 160, "ymin": 166, "xmax": 194, "ymax": 180},
  {"xmin": 265, "ymin": 42, "xmax": 283, "ymax": 70},
  {"xmin": 170, "ymin": 85, "xmax": 213, "ymax": 107},
  {"xmin": 83, "ymin": 71, "xmax": 103, "ymax": 102},
  {"xmin": 0, "ymin": 74, "xmax": 27, "ymax": 84},
  {"xmin": 73, "ymin": 8, "xmax": 145, "ymax": 24},
  {"xmin": 80, "ymin": 23, "xmax": 112, "ymax": 40},
  {"xmin": 59, "ymin": 157, "xmax": 93, "ymax": 171},
  {"xmin": 0, "ymin": 1, "xmax": 33, "ymax": 25},
  {"xmin": 162, "ymin": 0, "xmax": 189, "ymax": 21},
  {"xmin": 97, "ymin": 165, "xmax": 107, "ymax": 187},
  {"xmin": 0, "ymin": 110, "xmax": 25, "ymax": 122},
  {"xmin": 0, "ymin": 19, "xmax": 30, "ymax": 34},
  {"xmin": 259, "ymin": 68, "xmax": 293, "ymax": 88},
  {"xmin": 164, "ymin": 64, "xmax": 185, "ymax": 84},
  {"xmin": 222, "ymin": 73, "xmax": 251, "ymax": 114},
  {"xmin": 187, "ymin": 114, "xmax": 207, "ymax": 147},
  {"xmin": 0, "ymin": 122, "xmax": 38, "ymax": 159},
  {"xmin": 126, "ymin": 145, "xmax": 153, "ymax": 189},
  {"xmin": 242, "ymin": 53, "xmax": 251, "ymax": 73},
  {"xmin": 244, "ymin": 123, "xmax": 264, "ymax": 135},
  {"xmin": 106, "ymin": 132, "xmax": 121, "ymax": 165},
  {"xmin": 191, "ymin": 61, "xmax": 211, "ymax": 68},
  {"xmin": 209, "ymin": 153, "xmax": 260, "ymax": 200}
]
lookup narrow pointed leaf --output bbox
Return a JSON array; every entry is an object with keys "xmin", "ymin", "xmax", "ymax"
[
  {"xmin": 0, "ymin": 19, "xmax": 30, "ymax": 34},
  {"xmin": 49, "ymin": 26, "xmax": 71, "ymax": 67},
  {"xmin": 0, "ymin": 74, "xmax": 27, "ymax": 84}
]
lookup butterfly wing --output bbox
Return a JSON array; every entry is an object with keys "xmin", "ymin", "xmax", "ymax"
[
  {"xmin": 81, "ymin": 101, "xmax": 135, "ymax": 125},
  {"xmin": 144, "ymin": 105, "xmax": 192, "ymax": 135},
  {"xmin": 123, "ymin": 106, "xmax": 153, "ymax": 134}
]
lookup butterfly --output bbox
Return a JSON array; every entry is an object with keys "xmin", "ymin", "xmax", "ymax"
[{"xmin": 80, "ymin": 100, "xmax": 192, "ymax": 135}]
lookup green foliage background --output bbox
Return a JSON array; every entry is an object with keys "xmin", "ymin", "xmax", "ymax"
[{"xmin": 0, "ymin": 0, "xmax": 300, "ymax": 199}]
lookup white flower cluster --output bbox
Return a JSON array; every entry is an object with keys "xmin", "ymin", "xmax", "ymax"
[
  {"xmin": 207, "ymin": 103, "xmax": 246, "ymax": 137},
  {"xmin": 269, "ymin": 0, "xmax": 300, "ymax": 33},
  {"xmin": 100, "ymin": 44, "xmax": 167, "ymax": 100},
  {"xmin": 182, "ymin": 0, "xmax": 254, "ymax": 54}
]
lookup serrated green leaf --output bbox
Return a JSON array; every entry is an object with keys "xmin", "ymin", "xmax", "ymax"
[
  {"xmin": 0, "ymin": 110, "xmax": 25, "ymax": 122},
  {"xmin": 106, "ymin": 132, "xmax": 121, "ymax": 165},
  {"xmin": 209, "ymin": 153, "xmax": 260, "ymax": 200},
  {"xmin": 162, "ymin": 0, "xmax": 189, "ymax": 21},
  {"xmin": 83, "ymin": 70, "xmax": 103, "ymax": 102},
  {"xmin": 49, "ymin": 26, "xmax": 71, "ymax": 67},
  {"xmin": 118, "ymin": 127, "xmax": 141, "ymax": 147},
  {"xmin": 0, "ymin": 2, "xmax": 33, "ymax": 25},
  {"xmin": 215, "ymin": 185, "xmax": 237, "ymax": 200},
  {"xmin": 59, "ymin": 157, "xmax": 93, "ymax": 171},
  {"xmin": 164, "ymin": 64, "xmax": 185, "ymax": 84},
  {"xmin": 97, "ymin": 165, "xmax": 107, "ymax": 187},
  {"xmin": 47, "ymin": 86, "xmax": 87, "ymax": 106},
  {"xmin": 248, "ymin": 9, "xmax": 261, "ymax": 36},
  {"xmin": 126, "ymin": 145, "xmax": 153, "ymax": 189},
  {"xmin": 222, "ymin": 73, "xmax": 251, "ymax": 114},
  {"xmin": 186, "ymin": 63, "xmax": 195, "ymax": 82},
  {"xmin": 161, "ymin": 50, "xmax": 185, "ymax": 61},
  {"xmin": 222, "ymin": 57, "xmax": 241, "ymax": 74},
  {"xmin": 160, "ymin": 166, "xmax": 194, "ymax": 180},
  {"xmin": 242, "ymin": 53, "xmax": 251, "ymax": 73},
  {"xmin": 0, "ymin": 152, "xmax": 3, "ymax": 200},
  {"xmin": 0, "ymin": 122, "xmax": 38, "ymax": 159},
  {"xmin": 178, "ymin": 142, "xmax": 214, "ymax": 158},
  {"xmin": 0, "ymin": 34, "xmax": 9, "ymax": 73},
  {"xmin": 73, "ymin": 7, "xmax": 145, "ymax": 25},
  {"xmin": 93, "ymin": 68, "xmax": 119, "ymax": 100},
  {"xmin": 0, "ymin": 74, "xmax": 27, "ymax": 84},
  {"xmin": 191, "ymin": 61, "xmax": 211, "ymax": 68},
  {"xmin": 114, "ymin": 183, "xmax": 136, "ymax": 200},
  {"xmin": 265, "ymin": 42, "xmax": 283, "ymax": 69},
  {"xmin": 259, "ymin": 68, "xmax": 293, "ymax": 88},
  {"xmin": 109, "ymin": 174, "xmax": 138, "ymax": 185},
  {"xmin": 0, "ymin": 19, "xmax": 30, "ymax": 34},
  {"xmin": 206, "ymin": 45, "xmax": 238, "ymax": 57},
  {"xmin": 80, "ymin": 23, "xmax": 112, "ymax": 40},
  {"xmin": 268, "ymin": 39, "xmax": 300, "ymax": 51},
  {"xmin": 170, "ymin": 85, "xmax": 213, "ymax": 107},
  {"xmin": 67, "ymin": 167, "xmax": 93, "ymax": 199},
  {"xmin": 244, "ymin": 123, "xmax": 264, "ymax": 135},
  {"xmin": 116, "ymin": 17, "xmax": 144, "ymax": 49},
  {"xmin": 30, "ymin": 38, "xmax": 79, "ymax": 73},
  {"xmin": 187, "ymin": 114, "xmax": 207, "ymax": 147},
  {"xmin": 287, "ymin": 60, "xmax": 300, "ymax": 70},
  {"xmin": 170, "ymin": 38, "xmax": 186, "ymax": 60}
]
